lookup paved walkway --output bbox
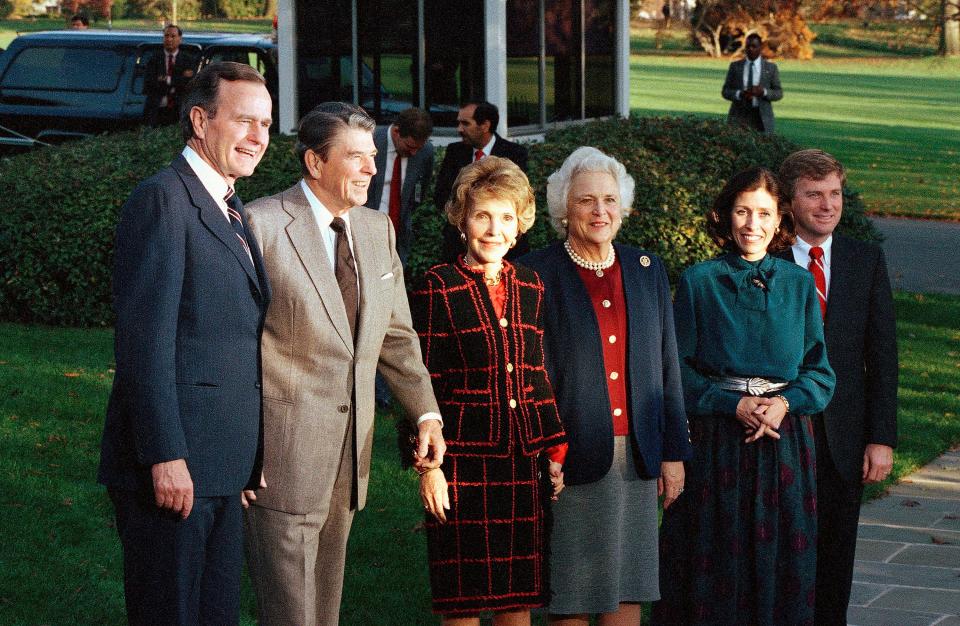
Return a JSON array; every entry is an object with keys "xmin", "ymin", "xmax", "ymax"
[
  {"xmin": 871, "ymin": 217, "xmax": 960, "ymax": 295},
  {"xmin": 848, "ymin": 447, "xmax": 960, "ymax": 625}
]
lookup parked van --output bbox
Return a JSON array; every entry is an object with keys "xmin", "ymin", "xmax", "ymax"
[{"xmin": 0, "ymin": 30, "xmax": 277, "ymax": 149}]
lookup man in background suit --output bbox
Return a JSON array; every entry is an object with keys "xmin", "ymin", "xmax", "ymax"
[
  {"xmin": 434, "ymin": 101, "xmax": 529, "ymax": 262},
  {"xmin": 144, "ymin": 24, "xmax": 199, "ymax": 127},
  {"xmin": 98, "ymin": 62, "xmax": 272, "ymax": 624},
  {"xmin": 365, "ymin": 107, "xmax": 435, "ymax": 265},
  {"xmin": 777, "ymin": 149, "xmax": 898, "ymax": 626},
  {"xmin": 243, "ymin": 102, "xmax": 445, "ymax": 626},
  {"xmin": 721, "ymin": 33, "xmax": 783, "ymax": 134}
]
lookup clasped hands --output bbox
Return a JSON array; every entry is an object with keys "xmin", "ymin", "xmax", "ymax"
[{"xmin": 736, "ymin": 395, "xmax": 787, "ymax": 443}]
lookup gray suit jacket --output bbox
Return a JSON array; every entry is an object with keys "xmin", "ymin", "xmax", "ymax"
[
  {"xmin": 365, "ymin": 125, "xmax": 435, "ymax": 264},
  {"xmin": 722, "ymin": 58, "xmax": 783, "ymax": 133},
  {"xmin": 244, "ymin": 183, "xmax": 439, "ymax": 514}
]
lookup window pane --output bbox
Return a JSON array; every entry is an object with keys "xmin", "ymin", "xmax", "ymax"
[
  {"xmin": 296, "ymin": 0, "xmax": 353, "ymax": 115},
  {"xmin": 424, "ymin": 0, "xmax": 484, "ymax": 127},
  {"xmin": 506, "ymin": 0, "xmax": 540, "ymax": 127},
  {"xmin": 584, "ymin": 0, "xmax": 615, "ymax": 118},
  {"xmin": 2, "ymin": 47, "xmax": 124, "ymax": 92},
  {"xmin": 357, "ymin": 0, "xmax": 418, "ymax": 123},
  {"xmin": 545, "ymin": 0, "xmax": 581, "ymax": 122}
]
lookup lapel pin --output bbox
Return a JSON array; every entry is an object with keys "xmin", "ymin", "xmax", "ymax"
[{"xmin": 640, "ymin": 255, "xmax": 651, "ymax": 267}]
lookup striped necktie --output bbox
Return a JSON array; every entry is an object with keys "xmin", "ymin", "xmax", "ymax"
[
  {"xmin": 223, "ymin": 188, "xmax": 252, "ymax": 260},
  {"xmin": 809, "ymin": 246, "xmax": 827, "ymax": 319}
]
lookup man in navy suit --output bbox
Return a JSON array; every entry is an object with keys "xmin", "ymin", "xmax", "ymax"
[
  {"xmin": 143, "ymin": 24, "xmax": 200, "ymax": 127},
  {"xmin": 721, "ymin": 33, "xmax": 783, "ymax": 134},
  {"xmin": 777, "ymin": 149, "xmax": 898, "ymax": 626},
  {"xmin": 99, "ymin": 61, "xmax": 273, "ymax": 625},
  {"xmin": 433, "ymin": 101, "xmax": 529, "ymax": 262},
  {"xmin": 364, "ymin": 107, "xmax": 434, "ymax": 265}
]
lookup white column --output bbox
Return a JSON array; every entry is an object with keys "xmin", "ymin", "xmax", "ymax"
[
  {"xmin": 277, "ymin": 0, "xmax": 298, "ymax": 134},
  {"xmin": 484, "ymin": 0, "xmax": 509, "ymax": 136},
  {"xmin": 614, "ymin": 0, "xmax": 631, "ymax": 118}
]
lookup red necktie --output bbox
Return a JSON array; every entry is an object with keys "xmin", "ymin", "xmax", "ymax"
[
  {"xmin": 166, "ymin": 52, "xmax": 174, "ymax": 77},
  {"xmin": 474, "ymin": 149, "xmax": 484, "ymax": 162},
  {"xmin": 388, "ymin": 154, "xmax": 402, "ymax": 233},
  {"xmin": 165, "ymin": 53, "xmax": 175, "ymax": 108},
  {"xmin": 809, "ymin": 246, "xmax": 827, "ymax": 319}
]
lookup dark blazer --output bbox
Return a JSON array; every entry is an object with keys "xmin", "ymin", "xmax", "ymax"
[
  {"xmin": 521, "ymin": 243, "xmax": 691, "ymax": 484},
  {"xmin": 410, "ymin": 261, "xmax": 566, "ymax": 457},
  {"xmin": 434, "ymin": 135, "xmax": 530, "ymax": 262},
  {"xmin": 143, "ymin": 47, "xmax": 199, "ymax": 122},
  {"xmin": 721, "ymin": 57, "xmax": 782, "ymax": 133},
  {"xmin": 98, "ymin": 154, "xmax": 270, "ymax": 496},
  {"xmin": 776, "ymin": 234, "xmax": 898, "ymax": 483},
  {"xmin": 365, "ymin": 125, "xmax": 435, "ymax": 264}
]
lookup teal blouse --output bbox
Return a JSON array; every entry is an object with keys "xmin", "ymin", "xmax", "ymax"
[{"xmin": 674, "ymin": 252, "xmax": 835, "ymax": 418}]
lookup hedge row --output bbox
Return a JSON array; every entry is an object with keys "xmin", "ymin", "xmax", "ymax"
[{"xmin": 0, "ymin": 115, "xmax": 880, "ymax": 327}]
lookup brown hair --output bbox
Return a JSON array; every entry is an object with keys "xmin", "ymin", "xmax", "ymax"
[
  {"xmin": 778, "ymin": 149, "xmax": 846, "ymax": 205},
  {"xmin": 446, "ymin": 156, "xmax": 536, "ymax": 234},
  {"xmin": 395, "ymin": 107, "xmax": 433, "ymax": 142},
  {"xmin": 180, "ymin": 61, "xmax": 266, "ymax": 142},
  {"xmin": 707, "ymin": 166, "xmax": 795, "ymax": 253}
]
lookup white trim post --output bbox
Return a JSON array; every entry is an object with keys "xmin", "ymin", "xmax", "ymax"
[
  {"xmin": 278, "ymin": 0, "xmax": 298, "ymax": 134},
  {"xmin": 484, "ymin": 0, "xmax": 509, "ymax": 136}
]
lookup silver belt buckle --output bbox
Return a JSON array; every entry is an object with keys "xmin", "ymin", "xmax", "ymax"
[{"xmin": 746, "ymin": 377, "xmax": 771, "ymax": 396}]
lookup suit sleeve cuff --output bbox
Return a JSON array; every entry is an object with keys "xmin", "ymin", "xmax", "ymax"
[{"xmin": 417, "ymin": 412, "xmax": 443, "ymax": 428}]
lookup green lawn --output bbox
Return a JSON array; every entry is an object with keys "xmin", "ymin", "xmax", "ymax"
[
  {"xmin": 629, "ymin": 54, "xmax": 960, "ymax": 220},
  {"xmin": 2, "ymin": 291, "xmax": 959, "ymax": 623}
]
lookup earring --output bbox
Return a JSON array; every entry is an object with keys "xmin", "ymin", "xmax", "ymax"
[
  {"xmin": 776, "ymin": 227, "xmax": 781, "ymax": 233},
  {"xmin": 561, "ymin": 218, "xmax": 569, "ymax": 228},
  {"xmin": 459, "ymin": 232, "xmax": 466, "ymax": 243},
  {"xmin": 509, "ymin": 239, "xmax": 517, "ymax": 249}
]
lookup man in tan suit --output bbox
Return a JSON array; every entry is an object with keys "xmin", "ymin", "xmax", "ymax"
[{"xmin": 242, "ymin": 102, "xmax": 445, "ymax": 625}]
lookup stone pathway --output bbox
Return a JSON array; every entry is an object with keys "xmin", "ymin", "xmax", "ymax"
[
  {"xmin": 870, "ymin": 217, "xmax": 960, "ymax": 296},
  {"xmin": 848, "ymin": 447, "xmax": 960, "ymax": 625}
]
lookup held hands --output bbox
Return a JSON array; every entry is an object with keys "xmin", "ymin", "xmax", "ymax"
[
  {"xmin": 548, "ymin": 461, "xmax": 564, "ymax": 501},
  {"xmin": 151, "ymin": 458, "xmax": 194, "ymax": 519},
  {"xmin": 241, "ymin": 472, "xmax": 267, "ymax": 509},
  {"xmin": 419, "ymin": 468, "xmax": 450, "ymax": 523},
  {"xmin": 658, "ymin": 460, "xmax": 685, "ymax": 510},
  {"xmin": 413, "ymin": 419, "xmax": 446, "ymax": 471},
  {"xmin": 736, "ymin": 396, "xmax": 787, "ymax": 443}
]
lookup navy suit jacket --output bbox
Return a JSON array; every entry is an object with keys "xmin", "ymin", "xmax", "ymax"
[
  {"xmin": 521, "ymin": 243, "xmax": 691, "ymax": 484},
  {"xmin": 365, "ymin": 125, "xmax": 435, "ymax": 263},
  {"xmin": 776, "ymin": 235, "xmax": 898, "ymax": 484},
  {"xmin": 98, "ymin": 154, "xmax": 270, "ymax": 497}
]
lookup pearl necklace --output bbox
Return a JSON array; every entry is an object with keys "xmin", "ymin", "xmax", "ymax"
[{"xmin": 564, "ymin": 240, "xmax": 615, "ymax": 277}]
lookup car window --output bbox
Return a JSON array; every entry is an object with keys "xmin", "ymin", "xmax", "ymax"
[
  {"xmin": 204, "ymin": 48, "xmax": 268, "ymax": 75},
  {"xmin": 1, "ymin": 46, "xmax": 124, "ymax": 92}
]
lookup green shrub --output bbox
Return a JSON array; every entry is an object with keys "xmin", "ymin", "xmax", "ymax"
[{"xmin": 0, "ymin": 116, "xmax": 881, "ymax": 327}]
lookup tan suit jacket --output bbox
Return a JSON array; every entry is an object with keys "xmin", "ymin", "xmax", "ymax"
[{"xmin": 244, "ymin": 182, "xmax": 439, "ymax": 515}]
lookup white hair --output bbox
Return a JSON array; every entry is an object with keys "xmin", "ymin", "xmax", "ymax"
[{"xmin": 545, "ymin": 146, "xmax": 635, "ymax": 235}]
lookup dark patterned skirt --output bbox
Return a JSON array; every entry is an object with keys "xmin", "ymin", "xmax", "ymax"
[
  {"xmin": 652, "ymin": 413, "xmax": 818, "ymax": 626},
  {"xmin": 425, "ymin": 450, "xmax": 551, "ymax": 616}
]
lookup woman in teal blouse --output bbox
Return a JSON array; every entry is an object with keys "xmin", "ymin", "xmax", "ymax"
[{"xmin": 652, "ymin": 167, "xmax": 835, "ymax": 626}]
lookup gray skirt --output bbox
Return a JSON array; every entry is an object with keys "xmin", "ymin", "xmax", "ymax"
[{"xmin": 548, "ymin": 436, "xmax": 660, "ymax": 615}]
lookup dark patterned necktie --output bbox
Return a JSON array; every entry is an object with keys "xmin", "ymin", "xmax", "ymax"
[
  {"xmin": 223, "ymin": 188, "xmax": 252, "ymax": 260},
  {"xmin": 330, "ymin": 217, "xmax": 359, "ymax": 340}
]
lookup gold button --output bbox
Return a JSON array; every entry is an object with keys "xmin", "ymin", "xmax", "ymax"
[
  {"xmin": 499, "ymin": 318, "xmax": 508, "ymax": 328},
  {"xmin": 610, "ymin": 371, "xmax": 619, "ymax": 380},
  {"xmin": 509, "ymin": 398, "xmax": 517, "ymax": 409},
  {"xmin": 602, "ymin": 299, "xmax": 611, "ymax": 308},
  {"xmin": 506, "ymin": 363, "xmax": 514, "ymax": 373},
  {"xmin": 613, "ymin": 408, "xmax": 622, "ymax": 417},
  {"xmin": 608, "ymin": 335, "xmax": 616, "ymax": 344}
]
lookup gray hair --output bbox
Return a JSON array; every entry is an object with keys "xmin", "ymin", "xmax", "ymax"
[
  {"xmin": 296, "ymin": 102, "xmax": 376, "ymax": 175},
  {"xmin": 545, "ymin": 146, "xmax": 635, "ymax": 235}
]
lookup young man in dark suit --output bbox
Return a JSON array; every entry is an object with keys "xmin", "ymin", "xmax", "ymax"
[
  {"xmin": 143, "ymin": 24, "xmax": 200, "ymax": 127},
  {"xmin": 721, "ymin": 33, "xmax": 783, "ymax": 134},
  {"xmin": 434, "ymin": 101, "xmax": 529, "ymax": 262},
  {"xmin": 99, "ymin": 62, "xmax": 272, "ymax": 624},
  {"xmin": 777, "ymin": 149, "xmax": 898, "ymax": 626}
]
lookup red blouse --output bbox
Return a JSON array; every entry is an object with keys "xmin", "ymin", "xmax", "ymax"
[{"xmin": 575, "ymin": 259, "xmax": 630, "ymax": 435}]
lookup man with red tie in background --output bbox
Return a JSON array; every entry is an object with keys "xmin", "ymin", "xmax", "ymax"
[
  {"xmin": 144, "ymin": 24, "xmax": 199, "ymax": 127},
  {"xmin": 364, "ymin": 107, "xmax": 434, "ymax": 266},
  {"xmin": 776, "ymin": 149, "xmax": 898, "ymax": 626},
  {"xmin": 433, "ymin": 101, "xmax": 529, "ymax": 262}
]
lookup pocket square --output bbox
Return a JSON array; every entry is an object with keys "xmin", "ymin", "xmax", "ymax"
[{"xmin": 380, "ymin": 272, "xmax": 394, "ymax": 280}]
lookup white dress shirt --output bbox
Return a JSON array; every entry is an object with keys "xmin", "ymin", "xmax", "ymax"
[
  {"xmin": 790, "ymin": 234, "xmax": 833, "ymax": 297},
  {"xmin": 739, "ymin": 56, "xmax": 765, "ymax": 107},
  {"xmin": 182, "ymin": 146, "xmax": 230, "ymax": 222},
  {"xmin": 377, "ymin": 125, "xmax": 408, "ymax": 215}
]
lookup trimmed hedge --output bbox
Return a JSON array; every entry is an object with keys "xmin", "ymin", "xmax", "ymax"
[{"xmin": 0, "ymin": 115, "xmax": 880, "ymax": 327}]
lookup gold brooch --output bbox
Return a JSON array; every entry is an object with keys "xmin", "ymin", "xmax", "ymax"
[{"xmin": 640, "ymin": 256, "xmax": 651, "ymax": 267}]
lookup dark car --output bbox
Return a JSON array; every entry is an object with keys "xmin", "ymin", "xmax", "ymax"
[{"xmin": 0, "ymin": 30, "xmax": 277, "ymax": 149}]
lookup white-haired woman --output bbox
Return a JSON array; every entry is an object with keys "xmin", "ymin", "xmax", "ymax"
[{"xmin": 521, "ymin": 147, "xmax": 692, "ymax": 626}]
